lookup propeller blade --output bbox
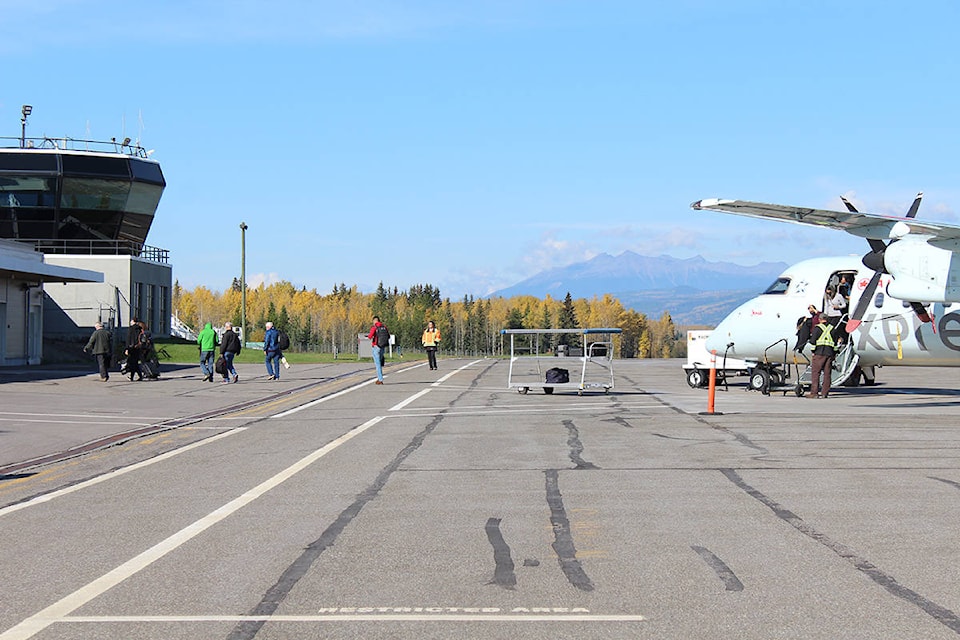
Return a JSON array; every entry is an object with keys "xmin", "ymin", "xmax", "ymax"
[
  {"xmin": 865, "ymin": 238, "xmax": 887, "ymax": 256},
  {"xmin": 843, "ymin": 195, "xmax": 888, "ymax": 256},
  {"xmin": 840, "ymin": 196, "xmax": 859, "ymax": 213},
  {"xmin": 905, "ymin": 192, "xmax": 923, "ymax": 219},
  {"xmin": 910, "ymin": 301, "xmax": 932, "ymax": 323},
  {"xmin": 846, "ymin": 271, "xmax": 882, "ymax": 333}
]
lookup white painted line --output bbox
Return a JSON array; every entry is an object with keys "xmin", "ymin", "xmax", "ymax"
[
  {"xmin": 0, "ymin": 428, "xmax": 247, "ymax": 519},
  {"xmin": 386, "ymin": 359, "xmax": 484, "ymax": 411},
  {"xmin": 61, "ymin": 614, "xmax": 646, "ymax": 623},
  {"xmin": 389, "ymin": 389, "xmax": 431, "ymax": 412},
  {"xmin": 272, "ymin": 379, "xmax": 376, "ymax": 418},
  {"xmin": 397, "ymin": 402, "xmax": 664, "ymax": 412},
  {"xmin": 0, "ymin": 417, "xmax": 386, "ymax": 640},
  {"xmin": 431, "ymin": 360, "xmax": 484, "ymax": 386},
  {"xmin": 387, "ymin": 405, "xmax": 666, "ymax": 418},
  {"xmin": 272, "ymin": 359, "xmax": 480, "ymax": 418}
]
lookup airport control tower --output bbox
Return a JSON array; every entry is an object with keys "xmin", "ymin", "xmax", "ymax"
[{"xmin": 0, "ymin": 108, "xmax": 171, "ymax": 360}]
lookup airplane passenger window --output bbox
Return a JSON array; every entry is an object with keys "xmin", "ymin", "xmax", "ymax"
[
  {"xmin": 875, "ymin": 293, "xmax": 884, "ymax": 307},
  {"xmin": 763, "ymin": 277, "xmax": 790, "ymax": 294}
]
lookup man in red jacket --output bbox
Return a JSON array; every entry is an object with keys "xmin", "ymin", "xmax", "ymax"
[{"xmin": 367, "ymin": 316, "xmax": 388, "ymax": 384}]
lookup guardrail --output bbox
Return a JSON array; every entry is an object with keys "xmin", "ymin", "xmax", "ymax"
[{"xmin": 22, "ymin": 239, "xmax": 169, "ymax": 263}]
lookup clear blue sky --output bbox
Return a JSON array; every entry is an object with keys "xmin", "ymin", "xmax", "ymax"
[{"xmin": 4, "ymin": 1, "xmax": 959, "ymax": 298}]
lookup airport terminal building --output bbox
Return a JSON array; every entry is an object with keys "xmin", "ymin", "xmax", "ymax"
[{"xmin": 0, "ymin": 133, "xmax": 170, "ymax": 365}]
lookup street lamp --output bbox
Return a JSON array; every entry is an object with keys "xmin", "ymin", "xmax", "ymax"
[
  {"xmin": 20, "ymin": 105, "xmax": 32, "ymax": 149},
  {"xmin": 240, "ymin": 222, "xmax": 248, "ymax": 345}
]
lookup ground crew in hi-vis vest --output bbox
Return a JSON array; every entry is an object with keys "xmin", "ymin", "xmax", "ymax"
[{"xmin": 808, "ymin": 316, "xmax": 839, "ymax": 399}]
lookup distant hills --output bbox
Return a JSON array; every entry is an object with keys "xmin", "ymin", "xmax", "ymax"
[{"xmin": 489, "ymin": 251, "xmax": 787, "ymax": 326}]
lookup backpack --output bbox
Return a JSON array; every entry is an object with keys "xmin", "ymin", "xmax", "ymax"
[
  {"xmin": 277, "ymin": 330, "xmax": 290, "ymax": 350},
  {"xmin": 375, "ymin": 324, "xmax": 390, "ymax": 348}
]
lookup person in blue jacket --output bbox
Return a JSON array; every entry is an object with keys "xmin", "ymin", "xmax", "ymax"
[{"xmin": 263, "ymin": 321, "xmax": 282, "ymax": 380}]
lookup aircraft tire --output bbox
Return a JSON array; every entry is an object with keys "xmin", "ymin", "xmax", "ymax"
[
  {"xmin": 749, "ymin": 369, "xmax": 770, "ymax": 392},
  {"xmin": 686, "ymin": 369, "xmax": 706, "ymax": 388}
]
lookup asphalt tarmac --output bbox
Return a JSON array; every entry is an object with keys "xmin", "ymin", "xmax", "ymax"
[{"xmin": 1, "ymin": 357, "xmax": 960, "ymax": 639}]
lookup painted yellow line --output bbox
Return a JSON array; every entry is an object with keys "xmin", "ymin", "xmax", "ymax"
[{"xmin": 0, "ymin": 428, "xmax": 246, "ymax": 519}]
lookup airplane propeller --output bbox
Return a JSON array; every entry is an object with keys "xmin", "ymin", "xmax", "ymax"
[{"xmin": 843, "ymin": 193, "xmax": 932, "ymax": 333}]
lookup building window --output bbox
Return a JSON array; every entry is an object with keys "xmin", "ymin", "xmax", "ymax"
[
  {"xmin": 134, "ymin": 282, "xmax": 143, "ymax": 322},
  {"xmin": 159, "ymin": 286, "xmax": 169, "ymax": 334},
  {"xmin": 145, "ymin": 284, "xmax": 154, "ymax": 330}
]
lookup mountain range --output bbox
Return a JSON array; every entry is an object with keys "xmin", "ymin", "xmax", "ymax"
[{"xmin": 490, "ymin": 251, "xmax": 788, "ymax": 326}]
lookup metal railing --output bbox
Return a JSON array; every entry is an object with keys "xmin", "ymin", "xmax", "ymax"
[
  {"xmin": 20, "ymin": 239, "xmax": 169, "ymax": 263},
  {"xmin": 0, "ymin": 136, "xmax": 153, "ymax": 158}
]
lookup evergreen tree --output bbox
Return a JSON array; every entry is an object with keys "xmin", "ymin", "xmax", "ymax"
[
  {"xmin": 505, "ymin": 307, "xmax": 524, "ymax": 329},
  {"xmin": 538, "ymin": 305, "xmax": 553, "ymax": 353},
  {"xmin": 557, "ymin": 292, "xmax": 579, "ymax": 347}
]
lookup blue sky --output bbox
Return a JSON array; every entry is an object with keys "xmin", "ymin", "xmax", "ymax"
[{"xmin": 4, "ymin": 1, "xmax": 960, "ymax": 298}]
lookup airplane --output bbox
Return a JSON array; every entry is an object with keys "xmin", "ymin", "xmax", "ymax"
[{"xmin": 688, "ymin": 193, "xmax": 960, "ymax": 393}]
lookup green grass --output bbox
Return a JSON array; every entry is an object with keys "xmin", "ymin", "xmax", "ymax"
[{"xmin": 152, "ymin": 339, "xmax": 425, "ymax": 365}]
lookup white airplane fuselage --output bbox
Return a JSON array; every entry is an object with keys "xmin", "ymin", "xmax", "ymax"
[{"xmin": 706, "ymin": 256, "xmax": 960, "ymax": 367}]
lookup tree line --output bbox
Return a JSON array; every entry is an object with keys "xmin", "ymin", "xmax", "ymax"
[{"xmin": 173, "ymin": 280, "xmax": 682, "ymax": 358}]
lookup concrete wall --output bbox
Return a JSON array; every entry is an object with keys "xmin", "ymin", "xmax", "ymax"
[{"xmin": 44, "ymin": 255, "xmax": 172, "ymax": 339}]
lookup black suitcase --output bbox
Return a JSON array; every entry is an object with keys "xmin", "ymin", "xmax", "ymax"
[{"xmin": 139, "ymin": 358, "xmax": 160, "ymax": 379}]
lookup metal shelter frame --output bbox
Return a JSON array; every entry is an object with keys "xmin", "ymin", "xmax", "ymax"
[{"xmin": 500, "ymin": 327, "xmax": 622, "ymax": 395}]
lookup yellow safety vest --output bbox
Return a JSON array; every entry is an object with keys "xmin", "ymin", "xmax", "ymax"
[
  {"xmin": 422, "ymin": 329, "xmax": 441, "ymax": 347},
  {"xmin": 815, "ymin": 324, "xmax": 836, "ymax": 349}
]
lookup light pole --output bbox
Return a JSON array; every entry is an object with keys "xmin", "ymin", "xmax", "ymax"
[
  {"xmin": 240, "ymin": 222, "xmax": 248, "ymax": 345},
  {"xmin": 20, "ymin": 105, "xmax": 32, "ymax": 149}
]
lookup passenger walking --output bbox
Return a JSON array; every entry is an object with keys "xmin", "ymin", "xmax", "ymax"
[
  {"xmin": 83, "ymin": 321, "xmax": 113, "ymax": 382},
  {"xmin": 807, "ymin": 315, "xmax": 841, "ymax": 399},
  {"xmin": 220, "ymin": 322, "xmax": 241, "ymax": 383},
  {"xmin": 367, "ymin": 316, "xmax": 388, "ymax": 384},
  {"xmin": 197, "ymin": 321, "xmax": 219, "ymax": 382},
  {"xmin": 263, "ymin": 321, "xmax": 282, "ymax": 380},
  {"xmin": 137, "ymin": 324, "xmax": 161, "ymax": 379},
  {"xmin": 125, "ymin": 317, "xmax": 143, "ymax": 381},
  {"xmin": 421, "ymin": 320, "xmax": 441, "ymax": 370}
]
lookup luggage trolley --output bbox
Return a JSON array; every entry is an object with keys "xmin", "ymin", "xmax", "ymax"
[{"xmin": 500, "ymin": 328, "xmax": 622, "ymax": 395}]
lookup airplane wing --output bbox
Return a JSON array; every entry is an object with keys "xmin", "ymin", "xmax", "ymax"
[{"xmin": 691, "ymin": 198, "xmax": 960, "ymax": 250}]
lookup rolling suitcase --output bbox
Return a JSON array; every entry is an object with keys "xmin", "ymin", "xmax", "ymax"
[{"xmin": 139, "ymin": 357, "xmax": 160, "ymax": 379}]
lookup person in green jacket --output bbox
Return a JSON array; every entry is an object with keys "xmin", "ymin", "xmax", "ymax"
[{"xmin": 197, "ymin": 322, "xmax": 219, "ymax": 382}]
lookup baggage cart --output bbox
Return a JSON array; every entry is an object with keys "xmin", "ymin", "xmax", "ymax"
[{"xmin": 500, "ymin": 328, "xmax": 622, "ymax": 395}]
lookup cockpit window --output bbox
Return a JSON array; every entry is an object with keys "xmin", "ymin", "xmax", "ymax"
[{"xmin": 763, "ymin": 277, "xmax": 790, "ymax": 295}]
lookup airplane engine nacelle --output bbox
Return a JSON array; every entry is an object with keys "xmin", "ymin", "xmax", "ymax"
[
  {"xmin": 884, "ymin": 239, "xmax": 959, "ymax": 302},
  {"xmin": 886, "ymin": 276, "xmax": 948, "ymax": 303}
]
